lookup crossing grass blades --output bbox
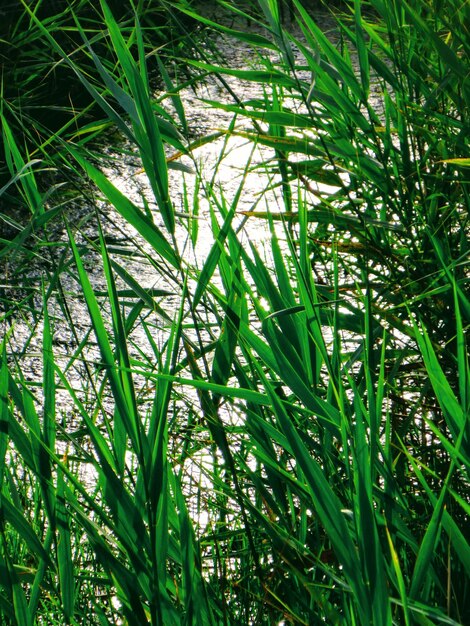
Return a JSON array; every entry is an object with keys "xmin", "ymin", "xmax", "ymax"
[{"xmin": 0, "ymin": 0, "xmax": 469, "ymax": 624}]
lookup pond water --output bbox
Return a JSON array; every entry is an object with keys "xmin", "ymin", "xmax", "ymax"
[{"xmin": 3, "ymin": 3, "xmax": 374, "ymax": 497}]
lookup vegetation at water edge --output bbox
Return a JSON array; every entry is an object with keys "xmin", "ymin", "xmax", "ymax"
[{"xmin": 0, "ymin": 0, "xmax": 469, "ymax": 624}]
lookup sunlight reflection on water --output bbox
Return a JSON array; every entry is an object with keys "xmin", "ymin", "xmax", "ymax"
[{"xmin": 3, "ymin": 5, "xmax": 381, "ymax": 538}]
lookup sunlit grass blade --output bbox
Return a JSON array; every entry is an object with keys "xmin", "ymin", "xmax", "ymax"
[
  {"xmin": 201, "ymin": 98, "xmax": 315, "ymax": 129},
  {"xmin": 67, "ymin": 224, "xmax": 144, "ymax": 461},
  {"xmin": 188, "ymin": 60, "xmax": 299, "ymax": 89},
  {"xmin": 1, "ymin": 117, "xmax": 43, "ymax": 215},
  {"xmin": 193, "ymin": 203, "xmax": 237, "ymax": 308},
  {"xmin": 66, "ymin": 145, "xmax": 179, "ymax": 269},
  {"xmin": 99, "ymin": 0, "xmax": 174, "ymax": 233},
  {"xmin": 412, "ymin": 318, "xmax": 470, "ymax": 464},
  {"xmin": 257, "ymin": 0, "xmax": 295, "ymax": 66},
  {"xmin": 175, "ymin": 5, "xmax": 278, "ymax": 50},
  {"xmin": 353, "ymin": 0, "xmax": 370, "ymax": 97},
  {"xmin": 156, "ymin": 55, "xmax": 188, "ymax": 135},
  {"xmin": 211, "ymin": 258, "xmax": 243, "ymax": 390},
  {"xmin": 146, "ymin": 302, "xmax": 187, "ymax": 623},
  {"xmin": 98, "ymin": 222, "xmax": 144, "ymax": 476}
]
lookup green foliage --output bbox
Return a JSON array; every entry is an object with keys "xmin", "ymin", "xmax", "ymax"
[{"xmin": 0, "ymin": 0, "xmax": 469, "ymax": 624}]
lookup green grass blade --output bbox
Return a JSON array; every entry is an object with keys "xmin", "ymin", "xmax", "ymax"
[
  {"xmin": 0, "ymin": 536, "xmax": 32, "ymax": 626},
  {"xmin": 257, "ymin": 368, "xmax": 369, "ymax": 621},
  {"xmin": 1, "ymin": 497, "xmax": 51, "ymax": 566},
  {"xmin": 385, "ymin": 526, "xmax": 411, "ymax": 626},
  {"xmin": 353, "ymin": 0, "xmax": 370, "ymax": 97},
  {"xmin": 175, "ymin": 6, "xmax": 278, "ymax": 50},
  {"xmin": 352, "ymin": 397, "xmax": 392, "ymax": 625},
  {"xmin": 412, "ymin": 319, "xmax": 469, "ymax": 463},
  {"xmin": 56, "ymin": 468, "xmax": 75, "ymax": 621},
  {"xmin": 188, "ymin": 60, "xmax": 298, "ymax": 89},
  {"xmin": 66, "ymin": 225, "xmax": 142, "ymax": 459},
  {"xmin": 409, "ymin": 476, "xmax": 448, "ymax": 601},
  {"xmin": 2, "ymin": 117, "xmax": 43, "ymax": 215},
  {"xmin": 156, "ymin": 55, "xmax": 188, "ymax": 135},
  {"xmin": 41, "ymin": 290, "xmax": 57, "ymax": 528},
  {"xmin": 0, "ymin": 345, "xmax": 9, "ymax": 487},
  {"xmin": 66, "ymin": 145, "xmax": 179, "ymax": 268},
  {"xmin": 193, "ymin": 204, "xmax": 236, "ymax": 308},
  {"xmin": 98, "ymin": 223, "xmax": 144, "ymax": 475},
  {"xmin": 99, "ymin": 0, "xmax": 174, "ymax": 233}
]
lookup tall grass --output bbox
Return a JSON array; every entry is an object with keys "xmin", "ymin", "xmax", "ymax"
[{"xmin": 1, "ymin": 0, "xmax": 469, "ymax": 624}]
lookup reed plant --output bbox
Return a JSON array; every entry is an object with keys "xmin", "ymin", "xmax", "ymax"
[{"xmin": 0, "ymin": 0, "xmax": 468, "ymax": 624}]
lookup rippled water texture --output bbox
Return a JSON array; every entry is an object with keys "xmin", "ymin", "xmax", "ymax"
[{"xmin": 3, "ymin": 4, "xmax": 370, "ymax": 442}]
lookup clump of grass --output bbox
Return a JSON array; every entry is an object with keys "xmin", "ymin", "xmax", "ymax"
[{"xmin": 1, "ymin": 0, "xmax": 469, "ymax": 624}]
